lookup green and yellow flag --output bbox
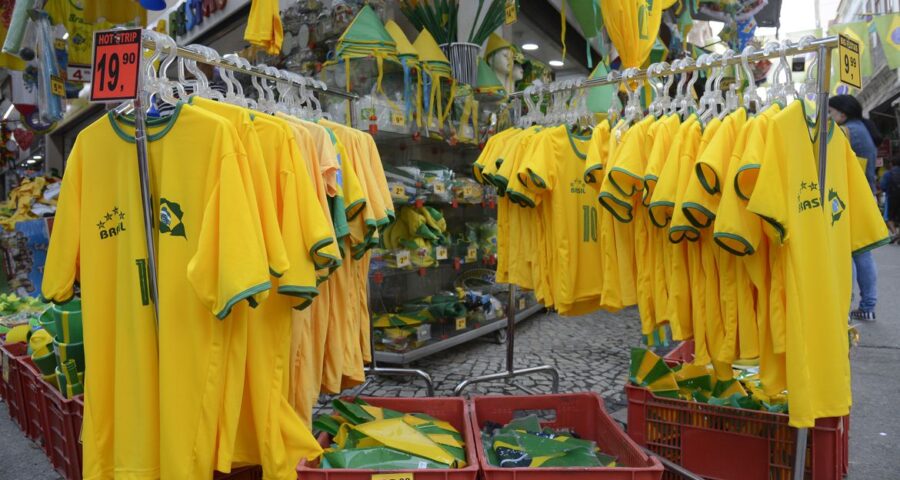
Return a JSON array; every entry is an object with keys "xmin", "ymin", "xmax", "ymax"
[
  {"xmin": 873, "ymin": 13, "xmax": 900, "ymax": 69},
  {"xmin": 828, "ymin": 21, "xmax": 873, "ymax": 77}
]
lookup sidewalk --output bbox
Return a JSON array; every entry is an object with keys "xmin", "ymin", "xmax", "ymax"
[{"xmin": 0, "ymin": 246, "xmax": 897, "ymax": 478}]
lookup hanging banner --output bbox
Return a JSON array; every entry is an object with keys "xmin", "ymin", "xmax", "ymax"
[{"xmin": 90, "ymin": 29, "xmax": 143, "ymax": 102}]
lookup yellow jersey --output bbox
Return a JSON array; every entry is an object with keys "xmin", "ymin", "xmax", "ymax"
[
  {"xmin": 244, "ymin": 0, "xmax": 283, "ymax": 55},
  {"xmin": 747, "ymin": 100, "xmax": 889, "ymax": 427}
]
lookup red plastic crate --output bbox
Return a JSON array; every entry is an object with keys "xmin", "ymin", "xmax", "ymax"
[
  {"xmin": 297, "ymin": 396, "xmax": 479, "ymax": 480},
  {"xmin": 214, "ymin": 466, "xmax": 263, "ymax": 479},
  {"xmin": 1, "ymin": 342, "xmax": 28, "ymax": 430},
  {"xmin": 41, "ymin": 378, "xmax": 81, "ymax": 480},
  {"xmin": 71, "ymin": 395, "xmax": 84, "ymax": 479},
  {"xmin": 637, "ymin": 341, "xmax": 848, "ymax": 480},
  {"xmin": 470, "ymin": 393, "xmax": 664, "ymax": 480},
  {"xmin": 18, "ymin": 356, "xmax": 47, "ymax": 443}
]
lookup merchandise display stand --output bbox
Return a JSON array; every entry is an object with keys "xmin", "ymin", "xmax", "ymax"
[{"xmin": 461, "ymin": 36, "xmax": 840, "ymax": 479}]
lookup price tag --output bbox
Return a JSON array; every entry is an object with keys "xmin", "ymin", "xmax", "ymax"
[
  {"xmin": 90, "ymin": 29, "xmax": 143, "ymax": 102},
  {"xmin": 433, "ymin": 181, "xmax": 446, "ymax": 194},
  {"xmin": 466, "ymin": 245, "xmax": 478, "ymax": 262},
  {"xmin": 53, "ymin": 38, "xmax": 66, "ymax": 51},
  {"xmin": 67, "ymin": 65, "xmax": 92, "ymax": 83},
  {"xmin": 395, "ymin": 250, "xmax": 411, "ymax": 268},
  {"xmin": 455, "ymin": 317, "xmax": 467, "ymax": 331},
  {"xmin": 505, "ymin": 0, "xmax": 517, "ymax": 25},
  {"xmin": 392, "ymin": 185, "xmax": 406, "ymax": 197},
  {"xmin": 838, "ymin": 34, "xmax": 861, "ymax": 89},
  {"xmin": 371, "ymin": 474, "xmax": 414, "ymax": 480},
  {"xmin": 518, "ymin": 298, "xmax": 526, "ymax": 311},
  {"xmin": 50, "ymin": 76, "xmax": 66, "ymax": 97},
  {"xmin": 435, "ymin": 245, "xmax": 448, "ymax": 260},
  {"xmin": 463, "ymin": 185, "xmax": 477, "ymax": 197},
  {"xmin": 391, "ymin": 111, "xmax": 405, "ymax": 126}
]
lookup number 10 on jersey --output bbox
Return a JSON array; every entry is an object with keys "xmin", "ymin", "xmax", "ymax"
[
  {"xmin": 583, "ymin": 206, "xmax": 598, "ymax": 242},
  {"xmin": 90, "ymin": 29, "xmax": 143, "ymax": 102}
]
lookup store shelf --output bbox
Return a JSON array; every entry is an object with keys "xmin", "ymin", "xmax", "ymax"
[{"xmin": 373, "ymin": 303, "xmax": 544, "ymax": 365}]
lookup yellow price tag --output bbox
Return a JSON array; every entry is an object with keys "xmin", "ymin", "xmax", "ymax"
[
  {"xmin": 505, "ymin": 0, "xmax": 517, "ymax": 25},
  {"xmin": 51, "ymin": 76, "xmax": 66, "ymax": 97},
  {"xmin": 372, "ymin": 474, "xmax": 414, "ymax": 480},
  {"xmin": 463, "ymin": 185, "xmax": 477, "ymax": 197},
  {"xmin": 838, "ymin": 34, "xmax": 861, "ymax": 89},
  {"xmin": 455, "ymin": 317, "xmax": 467, "ymax": 331},
  {"xmin": 395, "ymin": 250, "xmax": 411, "ymax": 268},
  {"xmin": 466, "ymin": 245, "xmax": 478, "ymax": 262},
  {"xmin": 54, "ymin": 39, "xmax": 66, "ymax": 51},
  {"xmin": 391, "ymin": 111, "xmax": 405, "ymax": 126},
  {"xmin": 433, "ymin": 181, "xmax": 446, "ymax": 194},
  {"xmin": 518, "ymin": 298, "xmax": 526, "ymax": 311},
  {"xmin": 392, "ymin": 185, "xmax": 406, "ymax": 197},
  {"xmin": 435, "ymin": 245, "xmax": 448, "ymax": 260}
]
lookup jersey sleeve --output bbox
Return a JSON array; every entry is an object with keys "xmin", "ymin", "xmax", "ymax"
[
  {"xmin": 746, "ymin": 121, "xmax": 789, "ymax": 244},
  {"xmin": 42, "ymin": 140, "xmax": 82, "ymax": 304},
  {"xmin": 607, "ymin": 121, "xmax": 650, "ymax": 198},
  {"xmin": 845, "ymin": 141, "xmax": 891, "ymax": 254},
  {"xmin": 187, "ymin": 130, "xmax": 272, "ymax": 320},
  {"xmin": 713, "ymin": 121, "xmax": 763, "ymax": 255},
  {"xmin": 363, "ymin": 133, "xmax": 395, "ymax": 219},
  {"xmin": 519, "ymin": 131, "xmax": 559, "ymax": 192},
  {"xmin": 598, "ymin": 141, "xmax": 636, "ymax": 224},
  {"xmin": 584, "ymin": 122, "xmax": 610, "ymax": 187}
]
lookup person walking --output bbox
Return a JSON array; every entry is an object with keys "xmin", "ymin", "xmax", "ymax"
[
  {"xmin": 881, "ymin": 156, "xmax": 900, "ymax": 244},
  {"xmin": 828, "ymin": 94, "xmax": 883, "ymax": 321}
]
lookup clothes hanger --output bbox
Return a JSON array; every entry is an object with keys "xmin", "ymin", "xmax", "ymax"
[
  {"xmin": 606, "ymin": 70, "xmax": 623, "ymax": 125},
  {"xmin": 798, "ymin": 35, "xmax": 818, "ymax": 101},
  {"xmin": 156, "ymin": 35, "xmax": 188, "ymax": 105},
  {"xmin": 228, "ymin": 55, "xmax": 263, "ymax": 110},
  {"xmin": 741, "ymin": 45, "xmax": 764, "ymax": 112},
  {"xmin": 713, "ymin": 50, "xmax": 734, "ymax": 119},
  {"xmin": 182, "ymin": 45, "xmax": 225, "ymax": 101},
  {"xmin": 679, "ymin": 55, "xmax": 702, "ymax": 118},
  {"xmin": 220, "ymin": 54, "xmax": 247, "ymax": 107},
  {"xmin": 776, "ymin": 40, "xmax": 799, "ymax": 101},
  {"xmin": 647, "ymin": 62, "xmax": 670, "ymax": 117},
  {"xmin": 696, "ymin": 53, "xmax": 719, "ymax": 120},
  {"xmin": 762, "ymin": 41, "xmax": 786, "ymax": 107},
  {"xmin": 139, "ymin": 30, "xmax": 165, "ymax": 110},
  {"xmin": 670, "ymin": 58, "xmax": 689, "ymax": 116}
]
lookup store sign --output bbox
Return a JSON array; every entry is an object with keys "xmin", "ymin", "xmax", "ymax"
[
  {"xmin": 90, "ymin": 29, "xmax": 143, "ymax": 102},
  {"xmin": 150, "ymin": 0, "xmax": 248, "ymax": 46},
  {"xmin": 839, "ymin": 34, "xmax": 861, "ymax": 89}
]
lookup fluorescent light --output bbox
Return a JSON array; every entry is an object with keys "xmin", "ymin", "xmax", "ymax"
[
  {"xmin": 521, "ymin": 43, "xmax": 539, "ymax": 51},
  {"xmin": 549, "ymin": 60, "xmax": 564, "ymax": 67},
  {"xmin": 26, "ymin": 159, "xmax": 36, "ymax": 165},
  {"xmin": 32, "ymin": 155, "xmax": 43, "ymax": 160},
  {"xmin": 2, "ymin": 104, "xmax": 14, "ymax": 120},
  {"xmin": 62, "ymin": 32, "xmax": 69, "ymax": 40}
]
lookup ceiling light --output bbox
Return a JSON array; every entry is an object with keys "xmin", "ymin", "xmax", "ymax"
[
  {"xmin": 26, "ymin": 159, "xmax": 36, "ymax": 165},
  {"xmin": 62, "ymin": 32, "xmax": 69, "ymax": 40},
  {"xmin": 521, "ymin": 43, "xmax": 539, "ymax": 51},
  {"xmin": 548, "ymin": 60, "xmax": 564, "ymax": 67},
  {"xmin": 32, "ymin": 155, "xmax": 43, "ymax": 160},
  {"xmin": 2, "ymin": 104, "xmax": 14, "ymax": 120}
]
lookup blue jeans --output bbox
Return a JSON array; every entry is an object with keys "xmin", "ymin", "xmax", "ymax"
[{"xmin": 852, "ymin": 250, "xmax": 877, "ymax": 312}]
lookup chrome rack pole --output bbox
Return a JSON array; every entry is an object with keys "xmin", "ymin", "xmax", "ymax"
[
  {"xmin": 793, "ymin": 41, "xmax": 834, "ymax": 480},
  {"xmin": 141, "ymin": 36, "xmax": 358, "ymax": 101},
  {"xmin": 362, "ymin": 282, "xmax": 435, "ymax": 397},
  {"xmin": 454, "ymin": 284, "xmax": 560, "ymax": 396},
  {"xmin": 131, "ymin": 69, "xmax": 159, "ymax": 328}
]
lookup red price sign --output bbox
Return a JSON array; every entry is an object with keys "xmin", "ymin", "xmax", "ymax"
[{"xmin": 90, "ymin": 29, "xmax": 142, "ymax": 102}]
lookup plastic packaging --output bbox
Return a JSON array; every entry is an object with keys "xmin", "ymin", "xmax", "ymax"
[{"xmin": 1, "ymin": 0, "xmax": 35, "ymax": 56}]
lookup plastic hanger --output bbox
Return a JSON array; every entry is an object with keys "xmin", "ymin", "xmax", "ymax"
[
  {"xmin": 670, "ymin": 58, "xmax": 688, "ymax": 116},
  {"xmin": 679, "ymin": 55, "xmax": 702, "ymax": 118},
  {"xmin": 741, "ymin": 45, "xmax": 763, "ymax": 112},
  {"xmin": 156, "ymin": 35, "xmax": 188, "ymax": 105},
  {"xmin": 762, "ymin": 41, "xmax": 786, "ymax": 107},
  {"xmin": 798, "ymin": 35, "xmax": 819, "ymax": 100},
  {"xmin": 647, "ymin": 62, "xmax": 670, "ymax": 117},
  {"xmin": 606, "ymin": 70, "xmax": 623, "ymax": 125},
  {"xmin": 696, "ymin": 53, "xmax": 719, "ymax": 120}
]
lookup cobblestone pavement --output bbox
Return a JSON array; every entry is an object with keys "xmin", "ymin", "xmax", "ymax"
[{"xmin": 360, "ymin": 306, "xmax": 646, "ymax": 410}]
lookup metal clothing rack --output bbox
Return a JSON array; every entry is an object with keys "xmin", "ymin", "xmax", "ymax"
[
  {"xmin": 460, "ymin": 36, "xmax": 840, "ymax": 480},
  {"xmin": 129, "ymin": 29, "xmax": 433, "ymax": 397}
]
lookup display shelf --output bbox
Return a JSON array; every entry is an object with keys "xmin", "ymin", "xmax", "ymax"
[{"xmin": 373, "ymin": 303, "xmax": 544, "ymax": 365}]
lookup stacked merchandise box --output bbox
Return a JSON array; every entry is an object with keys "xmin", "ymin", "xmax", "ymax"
[
  {"xmin": 470, "ymin": 393, "xmax": 664, "ymax": 480},
  {"xmin": 627, "ymin": 342, "xmax": 848, "ymax": 480},
  {"xmin": 297, "ymin": 397, "xmax": 479, "ymax": 480}
]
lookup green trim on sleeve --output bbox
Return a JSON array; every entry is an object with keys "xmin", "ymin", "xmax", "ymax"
[
  {"xmin": 682, "ymin": 202, "xmax": 716, "ymax": 229},
  {"xmin": 668, "ymin": 225, "xmax": 700, "ymax": 243},
  {"xmin": 760, "ymin": 215, "xmax": 787, "ymax": 244},
  {"xmin": 216, "ymin": 281, "xmax": 273, "ymax": 320},
  {"xmin": 735, "ymin": 164, "xmax": 761, "ymax": 201},
  {"xmin": 584, "ymin": 165, "xmax": 603, "ymax": 184},
  {"xmin": 41, "ymin": 292, "xmax": 76, "ymax": 306},
  {"xmin": 269, "ymin": 268, "xmax": 284, "ymax": 279},
  {"xmin": 528, "ymin": 170, "xmax": 548, "ymax": 189},
  {"xmin": 598, "ymin": 192, "xmax": 634, "ymax": 223},
  {"xmin": 648, "ymin": 201, "xmax": 674, "ymax": 228},
  {"xmin": 609, "ymin": 167, "xmax": 642, "ymax": 197},
  {"xmin": 853, "ymin": 236, "xmax": 891, "ymax": 256},
  {"xmin": 696, "ymin": 163, "xmax": 721, "ymax": 195},
  {"xmin": 507, "ymin": 190, "xmax": 536, "ymax": 208},
  {"xmin": 345, "ymin": 198, "xmax": 366, "ymax": 221},
  {"xmin": 309, "ymin": 237, "xmax": 339, "ymax": 269},
  {"xmin": 278, "ymin": 285, "xmax": 319, "ymax": 311},
  {"xmin": 493, "ymin": 175, "xmax": 510, "ymax": 196},
  {"xmin": 713, "ymin": 232, "xmax": 755, "ymax": 256}
]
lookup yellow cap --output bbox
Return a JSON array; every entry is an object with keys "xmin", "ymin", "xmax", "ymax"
[
  {"xmin": 413, "ymin": 29, "xmax": 450, "ymax": 74},
  {"xmin": 385, "ymin": 21, "xmax": 418, "ymax": 60},
  {"xmin": 484, "ymin": 33, "xmax": 513, "ymax": 60}
]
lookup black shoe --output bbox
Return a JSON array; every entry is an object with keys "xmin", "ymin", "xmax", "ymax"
[{"xmin": 850, "ymin": 309, "xmax": 876, "ymax": 321}]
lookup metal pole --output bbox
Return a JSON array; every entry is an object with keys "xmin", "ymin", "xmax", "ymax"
[
  {"xmin": 793, "ymin": 42, "xmax": 833, "ymax": 480},
  {"xmin": 506, "ymin": 284, "xmax": 517, "ymax": 372},
  {"xmin": 131, "ymin": 94, "xmax": 160, "ymax": 326}
]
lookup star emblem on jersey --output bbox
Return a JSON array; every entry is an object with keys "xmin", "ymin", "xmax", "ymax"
[
  {"xmin": 569, "ymin": 178, "xmax": 587, "ymax": 195},
  {"xmin": 797, "ymin": 179, "xmax": 822, "ymax": 213},
  {"xmin": 97, "ymin": 207, "xmax": 127, "ymax": 240},
  {"xmin": 159, "ymin": 198, "xmax": 186, "ymax": 238},
  {"xmin": 829, "ymin": 189, "xmax": 846, "ymax": 225}
]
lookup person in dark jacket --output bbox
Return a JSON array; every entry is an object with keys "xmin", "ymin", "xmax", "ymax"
[
  {"xmin": 828, "ymin": 95, "xmax": 883, "ymax": 321},
  {"xmin": 880, "ymin": 156, "xmax": 900, "ymax": 243}
]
